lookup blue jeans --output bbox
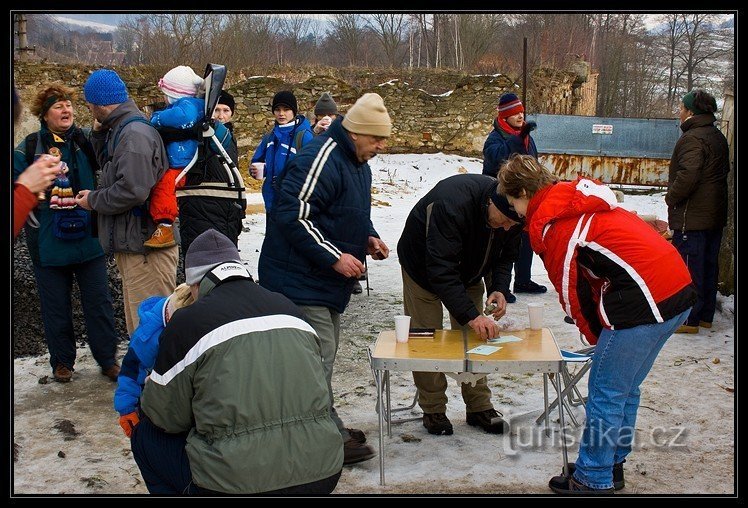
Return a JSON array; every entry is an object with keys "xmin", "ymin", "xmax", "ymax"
[
  {"xmin": 32, "ymin": 256, "xmax": 118, "ymax": 371},
  {"xmin": 573, "ymin": 308, "xmax": 691, "ymax": 490}
]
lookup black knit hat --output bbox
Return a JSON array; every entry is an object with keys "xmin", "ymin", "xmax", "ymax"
[
  {"xmin": 217, "ymin": 90, "xmax": 235, "ymax": 114},
  {"xmin": 272, "ymin": 90, "xmax": 297, "ymax": 116},
  {"xmin": 490, "ymin": 189, "xmax": 524, "ymax": 224}
]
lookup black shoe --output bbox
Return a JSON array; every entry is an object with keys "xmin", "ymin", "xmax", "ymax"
[
  {"xmin": 564, "ymin": 316, "xmax": 575, "ymax": 324},
  {"xmin": 548, "ymin": 474, "xmax": 615, "ymax": 495},
  {"xmin": 346, "ymin": 427, "xmax": 366, "ymax": 444},
  {"xmin": 501, "ymin": 290, "xmax": 517, "ymax": 304},
  {"xmin": 352, "ymin": 281, "xmax": 363, "ymax": 295},
  {"xmin": 514, "ymin": 281, "xmax": 548, "ymax": 294},
  {"xmin": 343, "ymin": 437, "xmax": 376, "ymax": 465},
  {"xmin": 564, "ymin": 461, "xmax": 625, "ymax": 490},
  {"xmin": 466, "ymin": 408, "xmax": 507, "ymax": 434},
  {"xmin": 423, "ymin": 413, "xmax": 453, "ymax": 435}
]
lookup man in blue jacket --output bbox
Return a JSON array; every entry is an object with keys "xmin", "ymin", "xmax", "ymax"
[
  {"xmin": 482, "ymin": 93, "xmax": 547, "ymax": 302},
  {"xmin": 259, "ymin": 93, "xmax": 391, "ymax": 465}
]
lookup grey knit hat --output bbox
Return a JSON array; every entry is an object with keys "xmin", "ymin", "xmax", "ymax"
[
  {"xmin": 314, "ymin": 92, "xmax": 338, "ymax": 116},
  {"xmin": 185, "ymin": 229, "xmax": 241, "ymax": 285}
]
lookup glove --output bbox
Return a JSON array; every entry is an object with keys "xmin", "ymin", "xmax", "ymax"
[
  {"xmin": 519, "ymin": 120, "xmax": 537, "ymax": 138},
  {"xmin": 119, "ymin": 411, "xmax": 140, "ymax": 438}
]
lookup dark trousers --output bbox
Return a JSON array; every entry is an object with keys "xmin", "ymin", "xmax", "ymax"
[
  {"xmin": 131, "ymin": 417, "xmax": 341, "ymax": 495},
  {"xmin": 672, "ymin": 229, "xmax": 723, "ymax": 325},
  {"xmin": 32, "ymin": 255, "xmax": 118, "ymax": 371},
  {"xmin": 513, "ymin": 230, "xmax": 534, "ymax": 286}
]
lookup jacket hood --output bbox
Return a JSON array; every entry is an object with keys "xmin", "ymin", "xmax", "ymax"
[
  {"xmin": 101, "ymin": 99, "xmax": 144, "ymax": 130},
  {"xmin": 526, "ymin": 178, "xmax": 618, "ymax": 255}
]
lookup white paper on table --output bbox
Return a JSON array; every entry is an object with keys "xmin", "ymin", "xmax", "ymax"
[
  {"xmin": 488, "ymin": 335, "xmax": 523, "ymax": 344},
  {"xmin": 466, "ymin": 345, "xmax": 502, "ymax": 355}
]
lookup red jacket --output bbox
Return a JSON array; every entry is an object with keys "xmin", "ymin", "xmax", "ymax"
[
  {"xmin": 526, "ymin": 178, "xmax": 695, "ymax": 344},
  {"xmin": 14, "ymin": 183, "xmax": 37, "ymax": 238}
]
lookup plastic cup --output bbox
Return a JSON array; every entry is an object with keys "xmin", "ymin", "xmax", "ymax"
[
  {"xmin": 252, "ymin": 162, "xmax": 265, "ymax": 180},
  {"xmin": 527, "ymin": 303, "xmax": 544, "ymax": 330},
  {"xmin": 395, "ymin": 315, "xmax": 411, "ymax": 343}
]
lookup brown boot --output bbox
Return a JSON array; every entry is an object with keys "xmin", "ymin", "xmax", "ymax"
[
  {"xmin": 676, "ymin": 324, "xmax": 699, "ymax": 334},
  {"xmin": 53, "ymin": 364, "xmax": 73, "ymax": 383},
  {"xmin": 101, "ymin": 364, "xmax": 120, "ymax": 382},
  {"xmin": 144, "ymin": 224, "xmax": 176, "ymax": 248}
]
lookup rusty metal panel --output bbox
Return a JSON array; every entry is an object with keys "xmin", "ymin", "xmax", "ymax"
[
  {"xmin": 529, "ymin": 113, "xmax": 681, "ymax": 159},
  {"xmin": 538, "ymin": 154, "xmax": 670, "ymax": 186}
]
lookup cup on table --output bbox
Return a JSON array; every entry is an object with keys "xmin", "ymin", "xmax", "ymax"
[
  {"xmin": 527, "ymin": 303, "xmax": 544, "ymax": 330},
  {"xmin": 251, "ymin": 162, "xmax": 265, "ymax": 180},
  {"xmin": 394, "ymin": 315, "xmax": 411, "ymax": 343}
]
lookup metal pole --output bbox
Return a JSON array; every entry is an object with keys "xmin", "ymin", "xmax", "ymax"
[{"xmin": 522, "ymin": 37, "xmax": 528, "ymax": 112}]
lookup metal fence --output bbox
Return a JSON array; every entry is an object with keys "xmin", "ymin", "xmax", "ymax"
[{"xmin": 529, "ymin": 114, "xmax": 681, "ymax": 186}]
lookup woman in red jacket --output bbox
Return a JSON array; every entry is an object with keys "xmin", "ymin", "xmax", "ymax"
[{"xmin": 499, "ymin": 154, "xmax": 695, "ymax": 495}]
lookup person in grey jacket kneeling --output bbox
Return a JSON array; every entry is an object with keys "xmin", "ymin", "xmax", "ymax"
[{"xmin": 131, "ymin": 229, "xmax": 343, "ymax": 495}]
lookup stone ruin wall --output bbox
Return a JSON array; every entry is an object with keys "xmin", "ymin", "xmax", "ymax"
[{"xmin": 14, "ymin": 62, "xmax": 596, "ymax": 164}]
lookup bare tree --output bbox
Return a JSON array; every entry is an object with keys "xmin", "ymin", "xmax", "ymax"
[
  {"xmin": 329, "ymin": 14, "xmax": 364, "ymax": 67},
  {"xmin": 280, "ymin": 14, "xmax": 313, "ymax": 65},
  {"xmin": 364, "ymin": 14, "xmax": 406, "ymax": 68},
  {"xmin": 678, "ymin": 14, "xmax": 727, "ymax": 91}
]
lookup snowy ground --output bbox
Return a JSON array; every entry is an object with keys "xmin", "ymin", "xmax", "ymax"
[{"xmin": 12, "ymin": 153, "xmax": 735, "ymax": 496}]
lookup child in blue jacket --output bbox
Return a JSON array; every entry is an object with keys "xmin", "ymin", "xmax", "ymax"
[
  {"xmin": 250, "ymin": 90, "xmax": 313, "ymax": 213},
  {"xmin": 144, "ymin": 65, "xmax": 205, "ymax": 249},
  {"xmin": 114, "ymin": 283, "xmax": 194, "ymax": 436}
]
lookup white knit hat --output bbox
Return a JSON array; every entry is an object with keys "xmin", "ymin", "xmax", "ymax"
[{"xmin": 158, "ymin": 65, "xmax": 204, "ymax": 99}]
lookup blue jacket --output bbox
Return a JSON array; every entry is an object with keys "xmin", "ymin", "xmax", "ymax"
[
  {"xmin": 13, "ymin": 125, "xmax": 104, "ymax": 267},
  {"xmin": 482, "ymin": 117, "xmax": 538, "ymax": 177},
  {"xmin": 113, "ymin": 296, "xmax": 168, "ymax": 416},
  {"xmin": 150, "ymin": 97, "xmax": 204, "ymax": 168},
  {"xmin": 258, "ymin": 117, "xmax": 378, "ymax": 313},
  {"xmin": 251, "ymin": 115, "xmax": 313, "ymax": 212}
]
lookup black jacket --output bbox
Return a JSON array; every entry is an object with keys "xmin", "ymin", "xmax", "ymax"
[
  {"xmin": 176, "ymin": 125, "xmax": 244, "ymax": 255},
  {"xmin": 397, "ymin": 174, "xmax": 522, "ymax": 325},
  {"xmin": 665, "ymin": 113, "xmax": 730, "ymax": 231}
]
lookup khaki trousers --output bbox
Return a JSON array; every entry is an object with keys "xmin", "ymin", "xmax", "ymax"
[
  {"xmin": 115, "ymin": 246, "xmax": 178, "ymax": 335},
  {"xmin": 402, "ymin": 268, "xmax": 494, "ymax": 414}
]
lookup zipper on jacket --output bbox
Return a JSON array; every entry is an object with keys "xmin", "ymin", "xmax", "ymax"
[{"xmin": 471, "ymin": 228, "xmax": 495, "ymax": 286}]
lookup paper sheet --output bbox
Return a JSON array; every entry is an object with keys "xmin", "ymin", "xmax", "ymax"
[
  {"xmin": 466, "ymin": 345, "xmax": 502, "ymax": 355},
  {"xmin": 488, "ymin": 335, "xmax": 523, "ymax": 344}
]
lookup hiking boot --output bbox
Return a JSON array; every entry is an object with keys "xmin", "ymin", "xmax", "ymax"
[
  {"xmin": 514, "ymin": 281, "xmax": 548, "ymax": 294},
  {"xmin": 343, "ymin": 437, "xmax": 376, "ymax": 465},
  {"xmin": 676, "ymin": 324, "xmax": 699, "ymax": 334},
  {"xmin": 144, "ymin": 224, "xmax": 176, "ymax": 248},
  {"xmin": 346, "ymin": 428, "xmax": 367, "ymax": 444},
  {"xmin": 699, "ymin": 321, "xmax": 712, "ymax": 329},
  {"xmin": 53, "ymin": 364, "xmax": 73, "ymax": 383},
  {"xmin": 549, "ymin": 474, "xmax": 615, "ymax": 495},
  {"xmin": 423, "ymin": 413, "xmax": 453, "ymax": 435},
  {"xmin": 101, "ymin": 364, "xmax": 120, "ymax": 382},
  {"xmin": 563, "ymin": 460, "xmax": 625, "ymax": 490},
  {"xmin": 466, "ymin": 408, "xmax": 507, "ymax": 434},
  {"xmin": 352, "ymin": 281, "xmax": 363, "ymax": 295}
]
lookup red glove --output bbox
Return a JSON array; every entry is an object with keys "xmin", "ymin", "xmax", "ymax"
[{"xmin": 119, "ymin": 412, "xmax": 140, "ymax": 438}]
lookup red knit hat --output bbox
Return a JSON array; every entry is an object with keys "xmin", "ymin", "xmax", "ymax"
[{"xmin": 497, "ymin": 93, "xmax": 524, "ymax": 119}]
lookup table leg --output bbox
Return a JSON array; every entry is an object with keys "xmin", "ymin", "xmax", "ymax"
[
  {"xmin": 555, "ymin": 368, "xmax": 569, "ymax": 476},
  {"xmin": 385, "ymin": 370, "xmax": 393, "ymax": 437},
  {"xmin": 543, "ymin": 373, "xmax": 550, "ymax": 436},
  {"xmin": 376, "ymin": 368, "xmax": 386, "ymax": 485}
]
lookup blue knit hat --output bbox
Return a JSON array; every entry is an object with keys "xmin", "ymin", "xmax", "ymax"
[{"xmin": 84, "ymin": 69, "xmax": 128, "ymax": 105}]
